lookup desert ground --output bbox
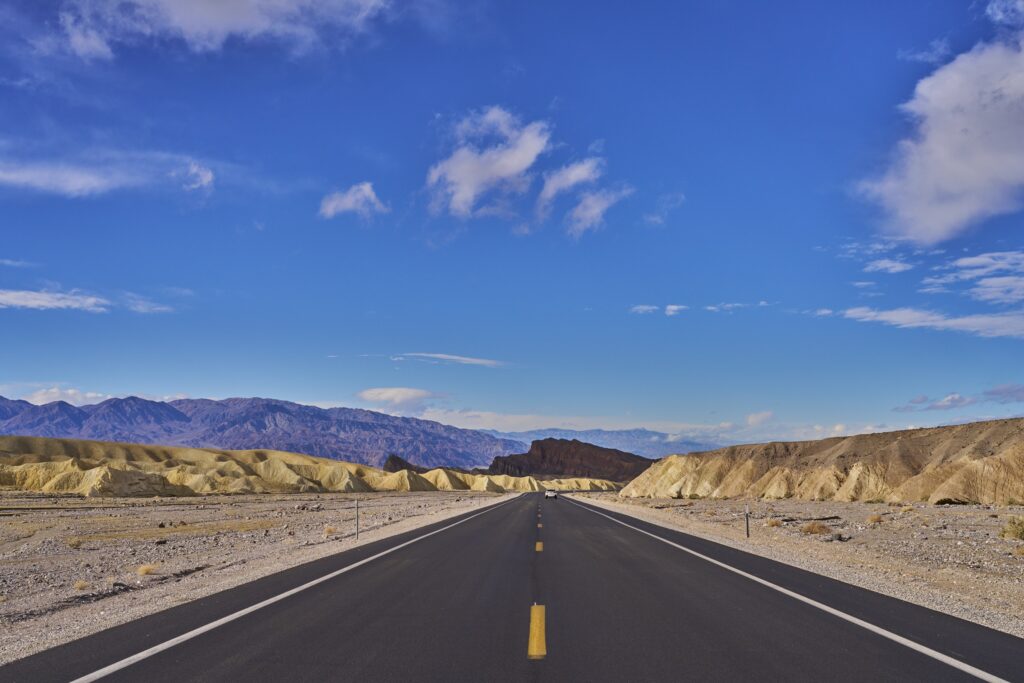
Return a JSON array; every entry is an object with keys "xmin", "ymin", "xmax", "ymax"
[
  {"xmin": 577, "ymin": 493, "xmax": 1024, "ymax": 638},
  {"xmin": 0, "ymin": 490, "xmax": 508, "ymax": 664}
]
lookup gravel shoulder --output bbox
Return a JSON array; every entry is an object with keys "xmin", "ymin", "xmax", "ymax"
[
  {"xmin": 573, "ymin": 493, "xmax": 1024, "ymax": 639},
  {"xmin": 0, "ymin": 491, "xmax": 510, "ymax": 664}
]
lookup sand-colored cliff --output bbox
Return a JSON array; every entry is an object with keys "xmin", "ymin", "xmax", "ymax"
[
  {"xmin": 0, "ymin": 435, "xmax": 617, "ymax": 496},
  {"xmin": 620, "ymin": 418, "xmax": 1024, "ymax": 505}
]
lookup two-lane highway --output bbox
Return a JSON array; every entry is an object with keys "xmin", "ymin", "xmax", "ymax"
[{"xmin": 2, "ymin": 493, "xmax": 1021, "ymax": 682}]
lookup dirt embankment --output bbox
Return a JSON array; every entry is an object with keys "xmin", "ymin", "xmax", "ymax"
[{"xmin": 621, "ymin": 418, "xmax": 1024, "ymax": 504}]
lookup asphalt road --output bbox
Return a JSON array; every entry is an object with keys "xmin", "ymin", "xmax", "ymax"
[{"xmin": 3, "ymin": 493, "xmax": 1022, "ymax": 682}]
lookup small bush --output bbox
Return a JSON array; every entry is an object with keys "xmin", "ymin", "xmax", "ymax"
[
  {"xmin": 899, "ymin": 506, "xmax": 914, "ymax": 514},
  {"xmin": 323, "ymin": 525, "xmax": 337, "ymax": 537},
  {"xmin": 136, "ymin": 563, "xmax": 159, "ymax": 576},
  {"xmin": 801, "ymin": 521, "xmax": 831, "ymax": 535},
  {"xmin": 1000, "ymin": 517, "xmax": 1024, "ymax": 541},
  {"xmin": 73, "ymin": 580, "xmax": 89, "ymax": 591},
  {"xmin": 66, "ymin": 538, "xmax": 82, "ymax": 549},
  {"xmin": 1013, "ymin": 546, "xmax": 1024, "ymax": 557},
  {"xmin": 765, "ymin": 519, "xmax": 782, "ymax": 528},
  {"xmin": 867, "ymin": 514, "xmax": 883, "ymax": 525}
]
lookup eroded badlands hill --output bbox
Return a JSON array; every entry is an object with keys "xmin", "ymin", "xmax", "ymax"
[
  {"xmin": 489, "ymin": 438, "xmax": 653, "ymax": 482},
  {"xmin": 0, "ymin": 435, "xmax": 618, "ymax": 497},
  {"xmin": 621, "ymin": 418, "xmax": 1024, "ymax": 505}
]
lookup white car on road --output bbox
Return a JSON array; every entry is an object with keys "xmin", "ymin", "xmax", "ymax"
[{"xmin": 544, "ymin": 490, "xmax": 558, "ymax": 499}]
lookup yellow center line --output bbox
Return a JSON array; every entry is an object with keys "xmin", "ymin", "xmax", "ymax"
[
  {"xmin": 535, "ymin": 541, "xmax": 543, "ymax": 552},
  {"xmin": 528, "ymin": 604, "xmax": 546, "ymax": 660}
]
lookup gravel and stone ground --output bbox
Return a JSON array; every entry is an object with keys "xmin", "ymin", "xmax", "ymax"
[
  {"xmin": 0, "ymin": 491, "xmax": 508, "ymax": 664},
  {"xmin": 576, "ymin": 494, "xmax": 1024, "ymax": 638}
]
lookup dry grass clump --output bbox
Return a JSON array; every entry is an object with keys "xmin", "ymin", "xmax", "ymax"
[
  {"xmin": 900, "ymin": 506, "xmax": 914, "ymax": 514},
  {"xmin": 1013, "ymin": 546, "xmax": 1024, "ymax": 557},
  {"xmin": 1000, "ymin": 517, "xmax": 1024, "ymax": 541},
  {"xmin": 867, "ymin": 514, "xmax": 883, "ymax": 525},
  {"xmin": 765, "ymin": 519, "xmax": 782, "ymax": 528},
  {"xmin": 73, "ymin": 580, "xmax": 89, "ymax": 591},
  {"xmin": 65, "ymin": 537, "xmax": 82, "ymax": 549},
  {"xmin": 801, "ymin": 521, "xmax": 831, "ymax": 535},
  {"xmin": 323, "ymin": 525, "xmax": 337, "ymax": 537},
  {"xmin": 136, "ymin": 563, "xmax": 159, "ymax": 576}
]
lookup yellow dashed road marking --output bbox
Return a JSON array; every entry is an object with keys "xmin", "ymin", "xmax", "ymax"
[
  {"xmin": 528, "ymin": 604, "xmax": 546, "ymax": 660},
  {"xmin": 535, "ymin": 541, "xmax": 543, "ymax": 552}
]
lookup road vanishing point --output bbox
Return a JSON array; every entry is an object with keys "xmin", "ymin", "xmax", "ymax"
[{"xmin": 3, "ymin": 493, "xmax": 1021, "ymax": 682}]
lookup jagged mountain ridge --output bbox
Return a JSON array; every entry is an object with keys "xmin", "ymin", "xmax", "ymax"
[
  {"xmin": 486, "ymin": 428, "xmax": 718, "ymax": 459},
  {"xmin": 0, "ymin": 396, "xmax": 525, "ymax": 469}
]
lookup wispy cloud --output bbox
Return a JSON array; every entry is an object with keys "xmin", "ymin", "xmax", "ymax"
[
  {"xmin": 23, "ymin": 385, "xmax": 113, "ymax": 405},
  {"xmin": 843, "ymin": 306, "xmax": 1024, "ymax": 339},
  {"xmin": 397, "ymin": 352, "xmax": 503, "ymax": 368},
  {"xmin": 52, "ymin": 0, "xmax": 390, "ymax": 59},
  {"xmin": 921, "ymin": 251, "xmax": 1024, "ymax": 303},
  {"xmin": 864, "ymin": 258, "xmax": 912, "ymax": 274},
  {"xmin": 630, "ymin": 304, "xmax": 659, "ymax": 314},
  {"xmin": 428, "ymin": 106, "xmax": 551, "ymax": 217},
  {"xmin": 0, "ymin": 289, "xmax": 110, "ymax": 312},
  {"xmin": 664, "ymin": 304, "xmax": 688, "ymax": 316},
  {"xmin": 319, "ymin": 181, "xmax": 389, "ymax": 219},
  {"xmin": 643, "ymin": 192, "xmax": 686, "ymax": 225},
  {"xmin": 566, "ymin": 186, "xmax": 633, "ymax": 238},
  {"xmin": 536, "ymin": 157, "xmax": 603, "ymax": 220},
  {"xmin": 357, "ymin": 386, "xmax": 438, "ymax": 409},
  {"xmin": 122, "ymin": 292, "xmax": 173, "ymax": 314},
  {"xmin": 0, "ymin": 258, "xmax": 35, "ymax": 268},
  {"xmin": 705, "ymin": 302, "xmax": 747, "ymax": 313},
  {"xmin": 897, "ymin": 38, "xmax": 951, "ymax": 64},
  {"xmin": 745, "ymin": 410, "xmax": 774, "ymax": 427}
]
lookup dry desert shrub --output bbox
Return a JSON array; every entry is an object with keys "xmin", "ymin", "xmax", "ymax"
[
  {"xmin": 900, "ymin": 506, "xmax": 914, "ymax": 514},
  {"xmin": 1013, "ymin": 546, "xmax": 1024, "ymax": 557},
  {"xmin": 136, "ymin": 563, "xmax": 159, "ymax": 576},
  {"xmin": 801, "ymin": 521, "xmax": 831, "ymax": 535},
  {"xmin": 867, "ymin": 514, "xmax": 883, "ymax": 524},
  {"xmin": 765, "ymin": 519, "xmax": 782, "ymax": 528},
  {"xmin": 65, "ymin": 537, "xmax": 82, "ymax": 549},
  {"xmin": 323, "ymin": 525, "xmax": 337, "ymax": 537},
  {"xmin": 73, "ymin": 580, "xmax": 89, "ymax": 591},
  {"xmin": 1001, "ymin": 517, "xmax": 1024, "ymax": 541}
]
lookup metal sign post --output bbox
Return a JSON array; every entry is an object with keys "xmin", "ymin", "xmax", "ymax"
[
  {"xmin": 744, "ymin": 504, "xmax": 750, "ymax": 538},
  {"xmin": 355, "ymin": 498, "xmax": 360, "ymax": 541}
]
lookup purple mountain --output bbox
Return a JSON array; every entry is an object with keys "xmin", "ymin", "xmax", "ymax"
[{"xmin": 0, "ymin": 395, "xmax": 525, "ymax": 469}]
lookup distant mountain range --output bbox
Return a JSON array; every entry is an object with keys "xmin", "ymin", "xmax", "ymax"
[
  {"xmin": 0, "ymin": 395, "xmax": 718, "ymax": 469},
  {"xmin": 484, "ymin": 428, "xmax": 716, "ymax": 459}
]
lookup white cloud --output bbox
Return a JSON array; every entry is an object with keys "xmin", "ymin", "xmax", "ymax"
[
  {"xmin": 122, "ymin": 292, "xmax": 173, "ymax": 313},
  {"xmin": 969, "ymin": 276, "xmax": 1024, "ymax": 304},
  {"xmin": 0, "ymin": 289, "xmax": 110, "ymax": 312},
  {"xmin": 630, "ymin": 304, "xmax": 658, "ymax": 314},
  {"xmin": 643, "ymin": 192, "xmax": 686, "ymax": 225},
  {"xmin": 319, "ymin": 181, "xmax": 389, "ymax": 219},
  {"xmin": 536, "ymin": 157, "xmax": 603, "ymax": 220},
  {"xmin": 182, "ymin": 160, "xmax": 214, "ymax": 191},
  {"xmin": 0, "ymin": 152, "xmax": 224, "ymax": 197},
  {"xmin": 983, "ymin": 383, "xmax": 1024, "ymax": 403},
  {"xmin": 705, "ymin": 303, "xmax": 747, "ymax": 313},
  {"xmin": 745, "ymin": 410, "xmax": 774, "ymax": 427},
  {"xmin": 897, "ymin": 38, "xmax": 951, "ymax": 64},
  {"xmin": 850, "ymin": 281, "xmax": 876, "ymax": 288},
  {"xmin": 55, "ymin": 0, "xmax": 389, "ymax": 58},
  {"xmin": 428, "ymin": 106, "xmax": 551, "ymax": 217},
  {"xmin": 926, "ymin": 393, "xmax": 975, "ymax": 410},
  {"xmin": 357, "ymin": 387, "xmax": 437, "ymax": 408},
  {"xmin": 23, "ymin": 386, "xmax": 113, "ymax": 405},
  {"xmin": 0, "ymin": 161, "xmax": 143, "ymax": 196},
  {"xmin": 814, "ymin": 308, "xmax": 834, "ymax": 316},
  {"xmin": 664, "ymin": 304, "xmax": 688, "ymax": 316},
  {"xmin": 843, "ymin": 305, "xmax": 1024, "ymax": 339},
  {"xmin": 0, "ymin": 259, "xmax": 35, "ymax": 268},
  {"xmin": 566, "ymin": 186, "xmax": 633, "ymax": 238},
  {"xmin": 864, "ymin": 258, "xmax": 912, "ymax": 274},
  {"xmin": 920, "ymin": 251, "xmax": 1024, "ymax": 303},
  {"xmin": 397, "ymin": 352, "xmax": 503, "ymax": 368},
  {"xmin": 858, "ymin": 31, "xmax": 1024, "ymax": 243},
  {"xmin": 987, "ymin": 0, "xmax": 1024, "ymax": 25}
]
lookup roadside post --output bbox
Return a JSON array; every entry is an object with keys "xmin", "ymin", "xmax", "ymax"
[
  {"xmin": 355, "ymin": 498, "xmax": 360, "ymax": 541},
  {"xmin": 745, "ymin": 504, "xmax": 750, "ymax": 539}
]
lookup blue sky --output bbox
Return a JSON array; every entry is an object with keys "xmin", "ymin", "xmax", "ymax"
[{"xmin": 2, "ymin": 0, "xmax": 1024, "ymax": 443}]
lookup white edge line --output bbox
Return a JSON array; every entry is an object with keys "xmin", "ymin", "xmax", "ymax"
[
  {"xmin": 71, "ymin": 494, "xmax": 522, "ymax": 683},
  {"xmin": 565, "ymin": 497, "xmax": 1008, "ymax": 683}
]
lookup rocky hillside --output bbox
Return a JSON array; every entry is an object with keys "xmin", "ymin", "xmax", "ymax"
[
  {"xmin": 0, "ymin": 435, "xmax": 619, "ymax": 496},
  {"xmin": 489, "ymin": 438, "xmax": 654, "ymax": 482},
  {"xmin": 621, "ymin": 418, "xmax": 1024, "ymax": 505},
  {"xmin": 0, "ymin": 396, "xmax": 524, "ymax": 470}
]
